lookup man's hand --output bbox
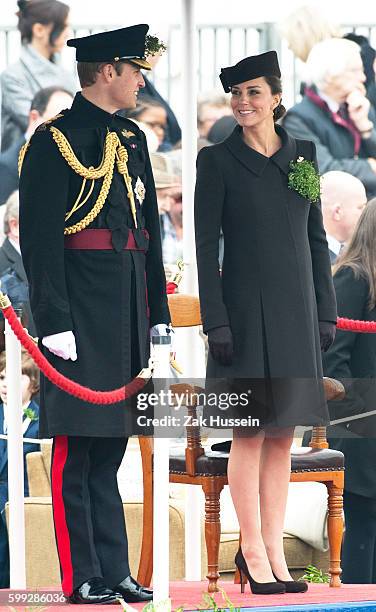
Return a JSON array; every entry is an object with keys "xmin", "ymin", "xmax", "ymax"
[
  {"xmin": 42, "ymin": 331, "xmax": 77, "ymax": 361},
  {"xmin": 318, "ymin": 321, "xmax": 336, "ymax": 353},
  {"xmin": 207, "ymin": 325, "xmax": 234, "ymax": 366},
  {"xmin": 346, "ymin": 90, "xmax": 373, "ymax": 134}
]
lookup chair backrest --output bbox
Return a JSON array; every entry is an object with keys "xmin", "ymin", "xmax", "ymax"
[{"xmin": 167, "ymin": 294, "xmax": 202, "ymax": 327}]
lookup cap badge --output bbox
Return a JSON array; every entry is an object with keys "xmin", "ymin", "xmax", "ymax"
[{"xmin": 122, "ymin": 129, "xmax": 136, "ymax": 139}]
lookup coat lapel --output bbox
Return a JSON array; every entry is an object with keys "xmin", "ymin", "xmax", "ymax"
[
  {"xmin": 224, "ymin": 125, "xmax": 269, "ymax": 176},
  {"xmin": 270, "ymin": 125, "xmax": 297, "ymax": 175},
  {"xmin": 1, "ymin": 239, "xmax": 27, "ymax": 282},
  {"xmin": 20, "ymin": 45, "xmax": 64, "ymax": 91},
  {"xmin": 224, "ymin": 124, "xmax": 297, "ymax": 177}
]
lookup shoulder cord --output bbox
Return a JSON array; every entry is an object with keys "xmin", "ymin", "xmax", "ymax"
[
  {"xmin": 18, "ymin": 140, "xmax": 30, "ymax": 176},
  {"xmin": 116, "ymin": 145, "xmax": 138, "ymax": 228},
  {"xmin": 18, "ymin": 127, "xmax": 138, "ymax": 234}
]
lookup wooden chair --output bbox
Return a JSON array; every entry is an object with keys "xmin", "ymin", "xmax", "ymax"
[{"xmin": 137, "ymin": 294, "xmax": 345, "ymax": 593}]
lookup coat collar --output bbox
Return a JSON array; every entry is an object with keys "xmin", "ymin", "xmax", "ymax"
[
  {"xmin": 70, "ymin": 92, "xmax": 118, "ymax": 127},
  {"xmin": 70, "ymin": 92, "xmax": 133, "ymax": 129},
  {"xmin": 20, "ymin": 44, "xmax": 71, "ymax": 90},
  {"xmin": 224, "ymin": 123, "xmax": 297, "ymax": 177}
]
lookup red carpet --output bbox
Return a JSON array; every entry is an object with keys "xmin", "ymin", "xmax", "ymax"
[{"xmin": 2, "ymin": 582, "xmax": 376, "ymax": 610}]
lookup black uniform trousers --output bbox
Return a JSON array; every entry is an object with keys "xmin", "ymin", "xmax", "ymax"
[
  {"xmin": 342, "ymin": 491, "xmax": 376, "ymax": 584},
  {"xmin": 50, "ymin": 435, "xmax": 129, "ymax": 596}
]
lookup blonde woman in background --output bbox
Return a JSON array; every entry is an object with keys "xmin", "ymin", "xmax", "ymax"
[{"xmin": 279, "ymin": 4, "xmax": 341, "ymax": 64}]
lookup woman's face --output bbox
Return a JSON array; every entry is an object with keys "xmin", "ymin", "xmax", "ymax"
[
  {"xmin": 50, "ymin": 19, "xmax": 71, "ymax": 54},
  {"xmin": 32, "ymin": 17, "xmax": 70, "ymax": 55},
  {"xmin": 230, "ymin": 77, "xmax": 280, "ymax": 129},
  {"xmin": 139, "ymin": 106, "xmax": 168, "ymax": 145}
]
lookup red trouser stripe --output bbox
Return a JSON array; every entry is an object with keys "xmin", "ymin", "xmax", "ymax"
[{"xmin": 51, "ymin": 436, "xmax": 73, "ymax": 596}]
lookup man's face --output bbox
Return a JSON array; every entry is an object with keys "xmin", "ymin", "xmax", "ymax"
[
  {"xmin": 107, "ymin": 62, "xmax": 145, "ymax": 110},
  {"xmin": 198, "ymin": 104, "xmax": 232, "ymax": 138},
  {"xmin": 340, "ymin": 193, "xmax": 367, "ymax": 241},
  {"xmin": 156, "ymin": 186, "xmax": 181, "ymax": 215},
  {"xmin": 330, "ymin": 52, "xmax": 366, "ymax": 101},
  {"xmin": 41, "ymin": 91, "xmax": 74, "ymax": 122},
  {"xmin": 26, "ymin": 90, "xmax": 73, "ymax": 139}
]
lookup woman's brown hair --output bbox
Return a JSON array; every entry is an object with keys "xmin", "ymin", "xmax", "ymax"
[
  {"xmin": 264, "ymin": 75, "xmax": 286, "ymax": 122},
  {"xmin": 16, "ymin": 0, "xmax": 69, "ymax": 46},
  {"xmin": 333, "ymin": 197, "xmax": 376, "ymax": 310}
]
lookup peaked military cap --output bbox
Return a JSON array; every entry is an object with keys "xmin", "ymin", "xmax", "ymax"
[
  {"xmin": 67, "ymin": 24, "xmax": 152, "ymax": 70},
  {"xmin": 219, "ymin": 50, "xmax": 281, "ymax": 92}
]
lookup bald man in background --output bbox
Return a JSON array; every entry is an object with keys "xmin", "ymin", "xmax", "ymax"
[{"xmin": 321, "ymin": 171, "xmax": 367, "ymax": 262}]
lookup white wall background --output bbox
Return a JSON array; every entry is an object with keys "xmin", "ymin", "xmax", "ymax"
[{"xmin": 1, "ymin": 0, "xmax": 375, "ymax": 29}]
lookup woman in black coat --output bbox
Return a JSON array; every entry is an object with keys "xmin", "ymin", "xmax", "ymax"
[
  {"xmin": 324, "ymin": 199, "xmax": 376, "ymax": 583},
  {"xmin": 194, "ymin": 51, "xmax": 337, "ymax": 595}
]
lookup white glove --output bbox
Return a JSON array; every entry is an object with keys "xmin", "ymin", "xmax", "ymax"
[
  {"xmin": 150, "ymin": 324, "xmax": 174, "ymax": 349},
  {"xmin": 42, "ymin": 331, "xmax": 77, "ymax": 361}
]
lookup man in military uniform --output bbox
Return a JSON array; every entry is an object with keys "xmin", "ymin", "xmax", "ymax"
[{"xmin": 19, "ymin": 24, "xmax": 170, "ymax": 604}]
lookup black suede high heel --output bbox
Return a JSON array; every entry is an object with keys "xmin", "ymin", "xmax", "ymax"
[
  {"xmin": 272, "ymin": 572, "xmax": 308, "ymax": 593},
  {"xmin": 235, "ymin": 549, "xmax": 286, "ymax": 595}
]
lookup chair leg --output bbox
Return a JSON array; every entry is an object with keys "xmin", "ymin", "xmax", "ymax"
[
  {"xmin": 202, "ymin": 478, "xmax": 224, "ymax": 593},
  {"xmin": 326, "ymin": 480, "xmax": 344, "ymax": 587}
]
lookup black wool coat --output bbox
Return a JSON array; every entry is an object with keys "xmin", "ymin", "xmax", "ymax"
[
  {"xmin": 19, "ymin": 93, "xmax": 170, "ymax": 438},
  {"xmin": 194, "ymin": 124, "xmax": 337, "ymax": 428},
  {"xmin": 324, "ymin": 266, "xmax": 376, "ymax": 499}
]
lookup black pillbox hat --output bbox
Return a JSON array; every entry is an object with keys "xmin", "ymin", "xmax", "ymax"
[
  {"xmin": 219, "ymin": 51, "xmax": 281, "ymax": 92},
  {"xmin": 67, "ymin": 24, "xmax": 152, "ymax": 70}
]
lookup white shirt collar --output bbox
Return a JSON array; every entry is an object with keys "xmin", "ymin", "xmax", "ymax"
[
  {"xmin": 9, "ymin": 237, "xmax": 21, "ymax": 254},
  {"xmin": 326, "ymin": 234, "xmax": 343, "ymax": 256},
  {"xmin": 317, "ymin": 90, "xmax": 340, "ymax": 113},
  {"xmin": 3, "ymin": 400, "xmax": 32, "ymax": 434}
]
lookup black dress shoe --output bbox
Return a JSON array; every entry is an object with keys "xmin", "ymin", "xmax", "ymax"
[
  {"xmin": 67, "ymin": 577, "xmax": 120, "ymax": 604},
  {"xmin": 113, "ymin": 575, "xmax": 153, "ymax": 603},
  {"xmin": 235, "ymin": 549, "xmax": 286, "ymax": 595},
  {"xmin": 272, "ymin": 573, "xmax": 308, "ymax": 593}
]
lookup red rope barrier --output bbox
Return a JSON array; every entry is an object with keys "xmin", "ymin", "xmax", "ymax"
[
  {"xmin": 336, "ymin": 317, "xmax": 376, "ymax": 333},
  {"xmin": 1, "ymin": 302, "xmax": 151, "ymax": 404}
]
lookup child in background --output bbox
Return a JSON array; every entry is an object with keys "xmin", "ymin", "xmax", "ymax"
[{"xmin": 0, "ymin": 349, "xmax": 39, "ymax": 587}]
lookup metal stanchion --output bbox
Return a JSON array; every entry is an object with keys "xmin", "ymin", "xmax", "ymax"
[
  {"xmin": 151, "ymin": 335, "xmax": 172, "ymax": 609},
  {"xmin": 5, "ymin": 309, "xmax": 26, "ymax": 588},
  {"xmin": 181, "ymin": 0, "xmax": 202, "ymax": 582}
]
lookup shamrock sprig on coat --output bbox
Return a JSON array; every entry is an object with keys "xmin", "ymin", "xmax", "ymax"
[
  {"xmin": 23, "ymin": 406, "xmax": 38, "ymax": 421},
  {"xmin": 288, "ymin": 156, "xmax": 321, "ymax": 203},
  {"xmin": 145, "ymin": 35, "xmax": 167, "ymax": 56}
]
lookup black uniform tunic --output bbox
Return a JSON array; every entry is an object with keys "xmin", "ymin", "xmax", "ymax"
[
  {"xmin": 19, "ymin": 92, "xmax": 170, "ymax": 438},
  {"xmin": 194, "ymin": 124, "xmax": 337, "ymax": 427}
]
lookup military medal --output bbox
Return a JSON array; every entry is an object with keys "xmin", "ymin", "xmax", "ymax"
[{"xmin": 135, "ymin": 176, "xmax": 146, "ymax": 205}]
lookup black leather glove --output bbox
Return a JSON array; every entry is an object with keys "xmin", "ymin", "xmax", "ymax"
[
  {"xmin": 207, "ymin": 325, "xmax": 234, "ymax": 366},
  {"xmin": 319, "ymin": 321, "xmax": 336, "ymax": 352}
]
